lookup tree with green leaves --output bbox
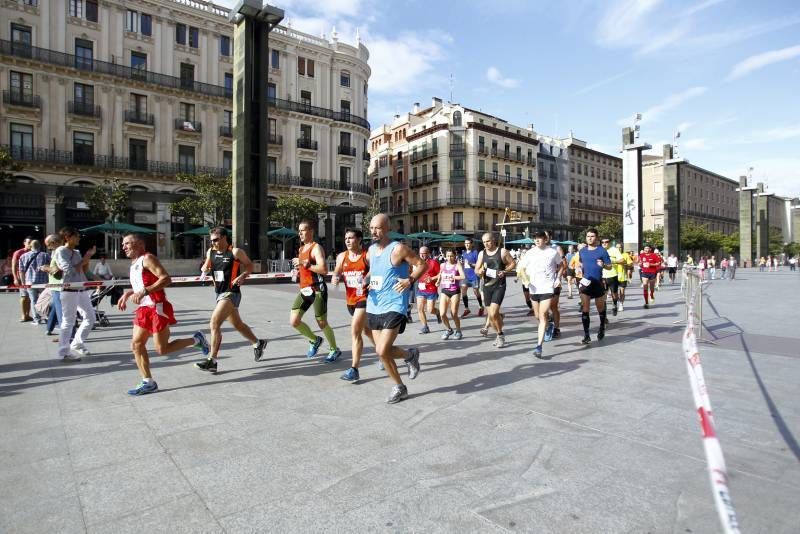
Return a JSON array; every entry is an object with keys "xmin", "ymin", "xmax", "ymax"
[
  {"xmin": 271, "ymin": 194, "xmax": 326, "ymax": 229},
  {"xmin": 171, "ymin": 172, "xmax": 232, "ymax": 227},
  {"xmin": 596, "ymin": 215, "xmax": 622, "ymax": 242},
  {"xmin": 642, "ymin": 226, "xmax": 664, "ymax": 249},
  {"xmin": 0, "ymin": 146, "xmax": 22, "ymax": 185},
  {"xmin": 784, "ymin": 242, "xmax": 800, "ymax": 257},
  {"xmin": 361, "ymin": 191, "xmax": 380, "ymax": 235},
  {"xmin": 768, "ymin": 227, "xmax": 784, "ymax": 256},
  {"xmin": 85, "ymin": 178, "xmax": 130, "ymax": 222}
]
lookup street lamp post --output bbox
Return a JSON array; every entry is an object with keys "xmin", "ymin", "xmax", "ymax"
[{"xmin": 229, "ymin": 1, "xmax": 284, "ymax": 264}]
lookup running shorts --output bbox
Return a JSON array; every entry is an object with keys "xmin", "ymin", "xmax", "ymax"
[
  {"xmin": 346, "ymin": 300, "xmax": 366, "ymax": 316},
  {"xmin": 567, "ymin": 268, "xmax": 576, "ymax": 278},
  {"xmin": 461, "ymin": 274, "xmax": 479, "ymax": 288},
  {"xmin": 216, "ymin": 291, "xmax": 242, "ymax": 308},
  {"xmin": 604, "ymin": 276, "xmax": 620, "ymax": 294},
  {"xmin": 668, "ymin": 267, "xmax": 677, "ymax": 274},
  {"xmin": 641, "ymin": 272, "xmax": 657, "ymax": 279},
  {"xmin": 440, "ymin": 288, "xmax": 460, "ymax": 298},
  {"xmin": 579, "ymin": 279, "xmax": 606, "ymax": 299},
  {"xmin": 482, "ymin": 282, "xmax": 506, "ymax": 306},
  {"xmin": 367, "ymin": 311, "xmax": 407, "ymax": 334},
  {"xmin": 416, "ymin": 289, "xmax": 438, "ymax": 300},
  {"xmin": 134, "ymin": 301, "xmax": 177, "ymax": 334},
  {"xmin": 531, "ymin": 293, "xmax": 554, "ymax": 302},
  {"xmin": 292, "ymin": 286, "xmax": 329, "ymax": 318}
]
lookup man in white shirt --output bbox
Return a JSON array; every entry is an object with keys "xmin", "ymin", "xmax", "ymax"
[
  {"xmin": 517, "ymin": 231, "xmax": 563, "ymax": 358},
  {"xmin": 93, "ymin": 254, "xmax": 114, "ymax": 280},
  {"xmin": 666, "ymin": 253, "xmax": 679, "ymax": 284}
]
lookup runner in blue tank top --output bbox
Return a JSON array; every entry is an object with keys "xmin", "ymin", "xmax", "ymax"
[
  {"xmin": 366, "ymin": 214, "xmax": 429, "ymax": 404},
  {"xmin": 459, "ymin": 237, "xmax": 484, "ymax": 318}
]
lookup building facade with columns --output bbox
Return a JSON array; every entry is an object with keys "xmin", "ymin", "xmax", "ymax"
[
  {"xmin": 371, "ymin": 98, "xmax": 540, "ymax": 241},
  {"xmin": 0, "ymin": 0, "xmax": 371, "ymax": 258},
  {"xmin": 563, "ymin": 135, "xmax": 623, "ymax": 230}
]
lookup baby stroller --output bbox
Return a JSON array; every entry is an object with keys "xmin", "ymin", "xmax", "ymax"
[{"xmin": 91, "ymin": 280, "xmax": 123, "ymax": 328}]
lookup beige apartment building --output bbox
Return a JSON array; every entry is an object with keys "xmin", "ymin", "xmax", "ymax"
[
  {"xmin": 0, "ymin": 0, "xmax": 371, "ymax": 258},
  {"xmin": 641, "ymin": 155, "xmax": 739, "ymax": 235},
  {"xmin": 564, "ymin": 135, "xmax": 623, "ymax": 229},
  {"xmin": 370, "ymin": 98, "xmax": 539, "ymax": 240}
]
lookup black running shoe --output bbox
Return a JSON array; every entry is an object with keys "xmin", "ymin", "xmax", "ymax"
[
  {"xmin": 254, "ymin": 339, "xmax": 268, "ymax": 362},
  {"xmin": 195, "ymin": 358, "xmax": 218, "ymax": 374},
  {"xmin": 581, "ymin": 334, "xmax": 591, "ymax": 345},
  {"xmin": 597, "ymin": 329, "xmax": 605, "ymax": 341},
  {"xmin": 612, "ymin": 306, "xmax": 618, "ymax": 317}
]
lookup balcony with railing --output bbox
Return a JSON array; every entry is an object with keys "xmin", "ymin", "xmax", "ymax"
[
  {"xmin": 450, "ymin": 169, "xmax": 466, "ymax": 182},
  {"xmin": 408, "ymin": 199, "xmax": 445, "ymax": 212},
  {"xmin": 0, "ymin": 40, "xmax": 230, "ymax": 99},
  {"xmin": 409, "ymin": 173, "xmax": 439, "ymax": 188},
  {"xmin": 3, "ymin": 90, "xmax": 40, "ymax": 108},
  {"xmin": 296, "ymin": 137, "xmax": 318, "ymax": 150},
  {"xmin": 449, "ymin": 142, "xmax": 466, "ymax": 157},
  {"xmin": 391, "ymin": 180, "xmax": 406, "ymax": 192},
  {"xmin": 474, "ymin": 197, "xmax": 537, "ymax": 213},
  {"xmin": 266, "ymin": 96, "xmax": 370, "ymax": 130},
  {"xmin": 219, "ymin": 125, "xmax": 233, "ymax": 138},
  {"xmin": 478, "ymin": 145, "xmax": 489, "ymax": 156},
  {"xmin": 4, "ymin": 144, "xmax": 227, "ymax": 177},
  {"xmin": 267, "ymin": 173, "xmax": 372, "ymax": 196},
  {"xmin": 174, "ymin": 118, "xmax": 202, "ymax": 133},
  {"xmin": 410, "ymin": 145, "xmax": 438, "ymax": 163},
  {"xmin": 124, "ymin": 109, "xmax": 155, "ymax": 126},
  {"xmin": 338, "ymin": 145, "xmax": 357, "ymax": 157},
  {"xmin": 447, "ymin": 197, "xmax": 470, "ymax": 207},
  {"xmin": 476, "ymin": 171, "xmax": 536, "ymax": 189},
  {"xmin": 67, "ymin": 100, "xmax": 102, "ymax": 118}
]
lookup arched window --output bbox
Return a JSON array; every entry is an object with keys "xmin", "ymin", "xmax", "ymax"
[{"xmin": 452, "ymin": 111, "xmax": 462, "ymax": 126}]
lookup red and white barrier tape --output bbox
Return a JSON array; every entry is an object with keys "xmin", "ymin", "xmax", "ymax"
[
  {"xmin": 683, "ymin": 276, "xmax": 741, "ymax": 533},
  {"xmin": 0, "ymin": 272, "xmax": 300, "ymax": 291}
]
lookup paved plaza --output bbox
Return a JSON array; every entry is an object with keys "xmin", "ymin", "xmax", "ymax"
[{"xmin": 1, "ymin": 270, "xmax": 798, "ymax": 533}]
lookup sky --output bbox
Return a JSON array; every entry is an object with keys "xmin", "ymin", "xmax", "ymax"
[{"xmin": 217, "ymin": 0, "xmax": 800, "ymax": 199}]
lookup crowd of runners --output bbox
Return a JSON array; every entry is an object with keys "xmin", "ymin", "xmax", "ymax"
[{"xmin": 7, "ymin": 213, "xmax": 776, "ymax": 403}]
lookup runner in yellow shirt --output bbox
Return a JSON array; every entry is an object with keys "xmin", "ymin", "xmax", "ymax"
[{"xmin": 616, "ymin": 243, "xmax": 632, "ymax": 312}]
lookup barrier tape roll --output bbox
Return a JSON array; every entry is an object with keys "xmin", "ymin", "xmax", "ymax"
[
  {"xmin": 682, "ymin": 270, "xmax": 741, "ymax": 533},
  {"xmin": 0, "ymin": 272, "xmax": 301, "ymax": 291}
]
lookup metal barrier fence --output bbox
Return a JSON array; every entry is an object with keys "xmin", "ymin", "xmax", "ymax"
[{"xmin": 677, "ymin": 266, "xmax": 715, "ymax": 344}]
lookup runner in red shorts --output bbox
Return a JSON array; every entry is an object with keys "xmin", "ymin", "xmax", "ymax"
[{"xmin": 118, "ymin": 233, "xmax": 209, "ymax": 395}]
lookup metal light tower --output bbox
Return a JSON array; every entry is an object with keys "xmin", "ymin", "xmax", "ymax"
[{"xmin": 229, "ymin": 1, "xmax": 284, "ymax": 263}]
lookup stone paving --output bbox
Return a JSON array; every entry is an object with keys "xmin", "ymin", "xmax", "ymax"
[{"xmin": 1, "ymin": 269, "xmax": 798, "ymax": 533}]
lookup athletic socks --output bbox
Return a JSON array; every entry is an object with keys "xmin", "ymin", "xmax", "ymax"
[
  {"xmin": 599, "ymin": 309, "xmax": 607, "ymax": 326},
  {"xmin": 294, "ymin": 322, "xmax": 317, "ymax": 342},
  {"xmin": 581, "ymin": 311, "xmax": 590, "ymax": 334},
  {"xmin": 476, "ymin": 294, "xmax": 484, "ymax": 308},
  {"xmin": 462, "ymin": 295, "xmax": 469, "ymax": 309},
  {"xmin": 526, "ymin": 300, "xmax": 533, "ymax": 310},
  {"xmin": 643, "ymin": 289, "xmax": 649, "ymax": 303},
  {"xmin": 322, "ymin": 325, "xmax": 338, "ymax": 350}
]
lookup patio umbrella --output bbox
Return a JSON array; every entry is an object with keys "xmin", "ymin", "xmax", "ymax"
[
  {"xmin": 553, "ymin": 239, "xmax": 578, "ymax": 246},
  {"xmin": 433, "ymin": 234, "xmax": 468, "ymax": 246},
  {"xmin": 406, "ymin": 230, "xmax": 444, "ymax": 245},
  {"xmin": 267, "ymin": 227, "xmax": 298, "ymax": 260},
  {"xmin": 80, "ymin": 222, "xmax": 157, "ymax": 259},
  {"xmin": 175, "ymin": 225, "xmax": 231, "ymax": 237},
  {"xmin": 387, "ymin": 231, "xmax": 407, "ymax": 241},
  {"xmin": 506, "ymin": 237, "xmax": 535, "ymax": 245}
]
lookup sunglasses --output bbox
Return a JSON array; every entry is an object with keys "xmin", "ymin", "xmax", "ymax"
[{"xmin": 210, "ymin": 238, "xmax": 220, "ymax": 243}]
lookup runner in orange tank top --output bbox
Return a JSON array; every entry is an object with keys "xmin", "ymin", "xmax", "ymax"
[
  {"xmin": 332, "ymin": 228, "xmax": 376, "ymax": 382},
  {"xmin": 290, "ymin": 219, "xmax": 340, "ymax": 362}
]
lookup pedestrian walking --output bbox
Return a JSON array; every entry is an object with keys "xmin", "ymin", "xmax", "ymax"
[{"xmin": 53, "ymin": 227, "xmax": 96, "ymax": 361}]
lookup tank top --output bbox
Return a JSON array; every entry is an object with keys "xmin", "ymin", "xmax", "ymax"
[
  {"xmin": 341, "ymin": 250, "xmax": 368, "ymax": 306},
  {"xmin": 440, "ymin": 262, "xmax": 459, "ymax": 291},
  {"xmin": 298, "ymin": 241, "xmax": 325, "ymax": 292},
  {"xmin": 366, "ymin": 241, "xmax": 409, "ymax": 315},
  {"xmin": 130, "ymin": 254, "xmax": 167, "ymax": 307},
  {"xmin": 482, "ymin": 247, "xmax": 506, "ymax": 287},
  {"xmin": 210, "ymin": 246, "xmax": 240, "ymax": 294}
]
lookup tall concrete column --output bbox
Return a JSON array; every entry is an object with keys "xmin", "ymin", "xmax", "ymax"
[
  {"xmin": 661, "ymin": 144, "xmax": 684, "ymax": 258},
  {"xmin": 755, "ymin": 182, "xmax": 772, "ymax": 259},
  {"xmin": 621, "ymin": 127, "xmax": 651, "ymax": 253},
  {"xmin": 156, "ymin": 202, "xmax": 172, "ymax": 258},
  {"xmin": 45, "ymin": 193, "xmax": 62, "ymax": 235},
  {"xmin": 736, "ymin": 176, "xmax": 756, "ymax": 264}
]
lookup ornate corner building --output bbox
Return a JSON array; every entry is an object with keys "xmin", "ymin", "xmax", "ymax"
[{"xmin": 0, "ymin": 0, "xmax": 371, "ymax": 258}]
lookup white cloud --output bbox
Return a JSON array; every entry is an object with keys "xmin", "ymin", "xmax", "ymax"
[
  {"xmin": 486, "ymin": 67, "xmax": 520, "ymax": 89},
  {"xmin": 682, "ymin": 138, "xmax": 709, "ymax": 150},
  {"xmin": 687, "ymin": 14, "xmax": 800, "ymax": 51},
  {"xmin": 684, "ymin": 0, "xmax": 725, "ymax": 17},
  {"xmin": 677, "ymin": 121, "xmax": 693, "ymax": 133},
  {"xmin": 570, "ymin": 70, "xmax": 630, "ymax": 96},
  {"xmin": 726, "ymin": 44, "xmax": 800, "ymax": 81},
  {"xmin": 617, "ymin": 86, "xmax": 708, "ymax": 126},
  {"xmin": 736, "ymin": 124, "xmax": 800, "ymax": 144},
  {"xmin": 596, "ymin": 0, "xmax": 663, "ymax": 47},
  {"xmin": 367, "ymin": 32, "xmax": 450, "ymax": 94},
  {"xmin": 721, "ymin": 158, "xmax": 800, "ymax": 198}
]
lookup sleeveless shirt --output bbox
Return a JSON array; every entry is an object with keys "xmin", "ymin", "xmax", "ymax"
[
  {"xmin": 210, "ymin": 246, "xmax": 240, "ymax": 294},
  {"xmin": 298, "ymin": 241, "xmax": 325, "ymax": 292},
  {"xmin": 440, "ymin": 261, "xmax": 459, "ymax": 291},
  {"xmin": 482, "ymin": 247, "xmax": 506, "ymax": 288},
  {"xmin": 130, "ymin": 254, "xmax": 166, "ymax": 307},
  {"xmin": 341, "ymin": 250, "xmax": 368, "ymax": 306},
  {"xmin": 366, "ymin": 241, "xmax": 409, "ymax": 315}
]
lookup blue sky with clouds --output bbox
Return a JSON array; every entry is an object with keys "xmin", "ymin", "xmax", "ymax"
[{"xmin": 218, "ymin": 0, "xmax": 800, "ymax": 198}]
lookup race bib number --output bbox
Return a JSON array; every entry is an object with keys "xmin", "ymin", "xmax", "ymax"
[
  {"xmin": 643, "ymin": 262, "xmax": 650, "ymax": 268},
  {"xmin": 579, "ymin": 277, "xmax": 591, "ymax": 287},
  {"xmin": 485, "ymin": 268, "xmax": 497, "ymax": 279},
  {"xmin": 300, "ymin": 287, "xmax": 314, "ymax": 297},
  {"xmin": 369, "ymin": 275, "xmax": 384, "ymax": 290},
  {"xmin": 418, "ymin": 282, "xmax": 427, "ymax": 291},
  {"xmin": 463, "ymin": 260, "xmax": 471, "ymax": 268},
  {"xmin": 213, "ymin": 270, "xmax": 225, "ymax": 282},
  {"xmin": 441, "ymin": 273, "xmax": 454, "ymax": 284},
  {"xmin": 344, "ymin": 272, "xmax": 361, "ymax": 288}
]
